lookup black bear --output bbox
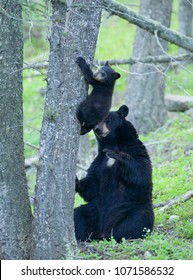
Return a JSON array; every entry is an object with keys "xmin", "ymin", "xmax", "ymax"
[
  {"xmin": 76, "ymin": 57, "xmax": 120, "ymax": 135},
  {"xmin": 74, "ymin": 105, "xmax": 154, "ymax": 242}
]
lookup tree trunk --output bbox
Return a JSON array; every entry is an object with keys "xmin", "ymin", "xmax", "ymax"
[
  {"xmin": 31, "ymin": 0, "xmax": 102, "ymax": 260},
  {"xmin": 126, "ymin": 0, "xmax": 172, "ymax": 134},
  {"xmin": 0, "ymin": 0, "xmax": 32, "ymax": 259},
  {"xmin": 178, "ymin": 0, "xmax": 193, "ymax": 55},
  {"xmin": 77, "ymin": 135, "xmax": 93, "ymax": 179}
]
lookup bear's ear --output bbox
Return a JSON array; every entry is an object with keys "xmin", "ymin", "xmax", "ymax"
[
  {"xmin": 105, "ymin": 61, "xmax": 109, "ymax": 66},
  {"xmin": 118, "ymin": 105, "xmax": 129, "ymax": 118},
  {"xmin": 113, "ymin": 72, "xmax": 121, "ymax": 80}
]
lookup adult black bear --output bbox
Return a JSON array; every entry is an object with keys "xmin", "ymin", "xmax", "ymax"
[
  {"xmin": 74, "ymin": 105, "xmax": 154, "ymax": 242},
  {"xmin": 76, "ymin": 57, "xmax": 120, "ymax": 135}
]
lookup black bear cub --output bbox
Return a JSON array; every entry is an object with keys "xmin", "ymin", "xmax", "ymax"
[
  {"xmin": 74, "ymin": 105, "xmax": 154, "ymax": 242},
  {"xmin": 76, "ymin": 57, "xmax": 120, "ymax": 135}
]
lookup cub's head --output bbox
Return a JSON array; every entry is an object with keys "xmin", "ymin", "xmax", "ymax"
[
  {"xmin": 93, "ymin": 61, "xmax": 120, "ymax": 86},
  {"xmin": 94, "ymin": 105, "xmax": 129, "ymax": 140}
]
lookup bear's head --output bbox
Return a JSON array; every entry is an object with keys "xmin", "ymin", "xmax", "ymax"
[
  {"xmin": 93, "ymin": 61, "xmax": 120, "ymax": 86},
  {"xmin": 94, "ymin": 105, "xmax": 138, "ymax": 145}
]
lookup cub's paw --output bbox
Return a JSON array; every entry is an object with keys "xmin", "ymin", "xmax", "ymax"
[
  {"xmin": 103, "ymin": 149, "xmax": 118, "ymax": 160},
  {"xmin": 76, "ymin": 56, "xmax": 86, "ymax": 66},
  {"xmin": 103, "ymin": 149, "xmax": 117, "ymax": 167}
]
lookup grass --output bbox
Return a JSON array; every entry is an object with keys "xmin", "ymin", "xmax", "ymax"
[
  {"xmin": 79, "ymin": 232, "xmax": 193, "ymax": 260},
  {"xmin": 23, "ymin": 0, "xmax": 193, "ymax": 260}
]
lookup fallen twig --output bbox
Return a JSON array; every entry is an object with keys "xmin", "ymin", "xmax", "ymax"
[{"xmin": 154, "ymin": 190, "xmax": 193, "ymax": 211}]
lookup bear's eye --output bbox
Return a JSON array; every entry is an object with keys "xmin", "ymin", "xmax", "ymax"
[
  {"xmin": 105, "ymin": 117, "xmax": 111, "ymax": 124},
  {"xmin": 101, "ymin": 72, "xmax": 106, "ymax": 78}
]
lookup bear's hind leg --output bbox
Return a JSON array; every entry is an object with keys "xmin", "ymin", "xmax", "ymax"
[
  {"xmin": 74, "ymin": 204, "xmax": 99, "ymax": 242},
  {"xmin": 112, "ymin": 209, "xmax": 154, "ymax": 242}
]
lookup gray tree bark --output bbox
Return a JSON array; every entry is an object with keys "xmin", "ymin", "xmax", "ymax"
[
  {"xmin": 0, "ymin": 0, "xmax": 32, "ymax": 259},
  {"xmin": 31, "ymin": 0, "xmax": 102, "ymax": 260},
  {"xmin": 77, "ymin": 135, "xmax": 93, "ymax": 179},
  {"xmin": 126, "ymin": 0, "xmax": 172, "ymax": 134},
  {"xmin": 178, "ymin": 0, "xmax": 193, "ymax": 55}
]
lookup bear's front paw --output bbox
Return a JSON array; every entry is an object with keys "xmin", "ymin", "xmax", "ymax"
[
  {"xmin": 76, "ymin": 56, "xmax": 86, "ymax": 66},
  {"xmin": 103, "ymin": 149, "xmax": 118, "ymax": 160}
]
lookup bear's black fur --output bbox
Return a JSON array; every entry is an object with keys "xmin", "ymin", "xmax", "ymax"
[
  {"xmin": 76, "ymin": 57, "xmax": 120, "ymax": 135},
  {"xmin": 74, "ymin": 105, "xmax": 154, "ymax": 242}
]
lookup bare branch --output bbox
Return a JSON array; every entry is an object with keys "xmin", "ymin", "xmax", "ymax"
[
  {"xmin": 24, "ymin": 53, "xmax": 193, "ymax": 73},
  {"xmin": 24, "ymin": 155, "xmax": 87, "ymax": 172},
  {"xmin": 154, "ymin": 190, "xmax": 193, "ymax": 211},
  {"xmin": 24, "ymin": 141, "xmax": 39, "ymax": 150},
  {"xmin": 23, "ymin": 61, "xmax": 48, "ymax": 70},
  {"xmin": 102, "ymin": 0, "xmax": 193, "ymax": 52},
  {"xmin": 97, "ymin": 53, "xmax": 193, "ymax": 66}
]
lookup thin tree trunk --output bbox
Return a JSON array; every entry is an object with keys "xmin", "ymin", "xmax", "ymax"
[
  {"xmin": 178, "ymin": 0, "xmax": 192, "ymax": 55},
  {"xmin": 0, "ymin": 0, "xmax": 32, "ymax": 259},
  {"xmin": 126, "ymin": 0, "xmax": 172, "ymax": 134},
  {"xmin": 31, "ymin": 0, "xmax": 102, "ymax": 260}
]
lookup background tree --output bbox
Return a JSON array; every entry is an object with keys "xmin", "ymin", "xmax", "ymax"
[
  {"xmin": 178, "ymin": 0, "xmax": 193, "ymax": 55},
  {"xmin": 126, "ymin": 0, "xmax": 173, "ymax": 134},
  {"xmin": 0, "ymin": 0, "xmax": 32, "ymax": 259},
  {"xmin": 31, "ymin": 0, "xmax": 102, "ymax": 260}
]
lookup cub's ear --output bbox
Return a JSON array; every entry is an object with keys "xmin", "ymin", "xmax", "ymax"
[
  {"xmin": 118, "ymin": 105, "xmax": 129, "ymax": 118},
  {"xmin": 105, "ymin": 61, "xmax": 109, "ymax": 66},
  {"xmin": 113, "ymin": 72, "xmax": 121, "ymax": 80}
]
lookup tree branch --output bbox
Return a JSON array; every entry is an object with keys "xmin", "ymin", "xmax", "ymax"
[
  {"xmin": 97, "ymin": 53, "xmax": 193, "ymax": 66},
  {"xmin": 102, "ymin": 0, "xmax": 193, "ymax": 52},
  {"xmin": 23, "ymin": 61, "xmax": 48, "ymax": 70},
  {"xmin": 24, "ymin": 155, "xmax": 87, "ymax": 172},
  {"xmin": 24, "ymin": 53, "xmax": 193, "ymax": 73},
  {"xmin": 154, "ymin": 190, "xmax": 193, "ymax": 211}
]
